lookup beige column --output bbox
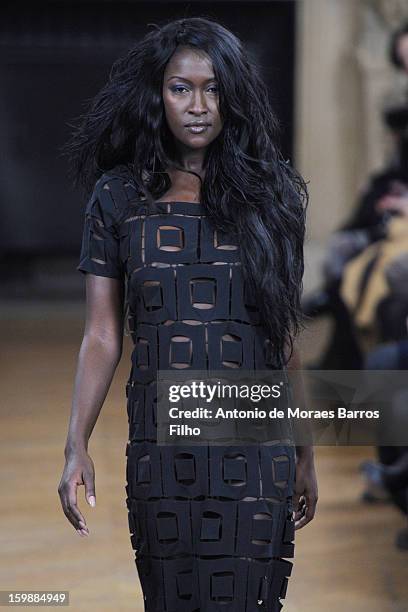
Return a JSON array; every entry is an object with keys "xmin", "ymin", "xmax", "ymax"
[{"xmin": 295, "ymin": 0, "xmax": 362, "ymax": 244}]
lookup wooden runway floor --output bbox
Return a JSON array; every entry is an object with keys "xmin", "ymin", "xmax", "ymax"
[{"xmin": 0, "ymin": 303, "xmax": 407, "ymax": 611}]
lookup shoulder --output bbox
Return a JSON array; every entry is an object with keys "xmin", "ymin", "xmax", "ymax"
[{"xmin": 85, "ymin": 164, "xmax": 146, "ymax": 227}]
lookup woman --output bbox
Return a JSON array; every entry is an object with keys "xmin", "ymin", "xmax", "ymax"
[{"xmin": 58, "ymin": 16, "xmax": 318, "ymax": 611}]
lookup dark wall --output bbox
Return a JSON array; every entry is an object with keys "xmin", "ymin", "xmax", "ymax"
[{"xmin": 0, "ymin": 1, "xmax": 295, "ymax": 255}]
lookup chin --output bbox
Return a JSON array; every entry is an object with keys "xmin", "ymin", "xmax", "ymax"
[{"xmin": 186, "ymin": 134, "xmax": 216, "ymax": 145}]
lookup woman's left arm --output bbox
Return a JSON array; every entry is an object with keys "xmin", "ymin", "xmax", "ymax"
[{"xmin": 286, "ymin": 345, "xmax": 319, "ymax": 530}]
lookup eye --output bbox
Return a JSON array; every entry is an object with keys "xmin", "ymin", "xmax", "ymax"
[
  {"xmin": 171, "ymin": 85, "xmax": 189, "ymax": 94},
  {"xmin": 207, "ymin": 85, "xmax": 219, "ymax": 94}
]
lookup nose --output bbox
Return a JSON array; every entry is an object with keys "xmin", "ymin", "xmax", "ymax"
[{"xmin": 188, "ymin": 89, "xmax": 208, "ymax": 115}]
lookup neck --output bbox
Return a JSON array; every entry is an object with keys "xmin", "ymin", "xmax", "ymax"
[{"xmin": 176, "ymin": 144, "xmax": 206, "ymax": 179}]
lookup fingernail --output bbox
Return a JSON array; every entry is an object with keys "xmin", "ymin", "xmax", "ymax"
[
  {"xmin": 80, "ymin": 529, "xmax": 89, "ymax": 536},
  {"xmin": 89, "ymin": 496, "xmax": 96, "ymax": 507}
]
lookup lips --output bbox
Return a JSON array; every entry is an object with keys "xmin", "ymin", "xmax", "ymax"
[
  {"xmin": 184, "ymin": 122, "xmax": 211, "ymax": 134},
  {"xmin": 185, "ymin": 123, "xmax": 210, "ymax": 127}
]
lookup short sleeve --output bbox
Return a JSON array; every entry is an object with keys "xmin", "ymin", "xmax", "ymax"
[{"xmin": 76, "ymin": 174, "xmax": 125, "ymax": 280}]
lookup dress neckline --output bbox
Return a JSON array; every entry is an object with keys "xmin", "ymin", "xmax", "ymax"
[{"xmin": 154, "ymin": 200, "xmax": 202, "ymax": 205}]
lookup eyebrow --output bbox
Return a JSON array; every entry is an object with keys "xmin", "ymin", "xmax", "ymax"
[{"xmin": 166, "ymin": 76, "xmax": 217, "ymax": 83}]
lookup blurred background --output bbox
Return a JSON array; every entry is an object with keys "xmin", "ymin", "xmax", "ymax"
[{"xmin": 2, "ymin": 1, "xmax": 408, "ymax": 610}]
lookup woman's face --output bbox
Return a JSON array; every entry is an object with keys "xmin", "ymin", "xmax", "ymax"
[
  {"xmin": 396, "ymin": 33, "xmax": 408, "ymax": 73},
  {"xmin": 162, "ymin": 46, "xmax": 223, "ymax": 154}
]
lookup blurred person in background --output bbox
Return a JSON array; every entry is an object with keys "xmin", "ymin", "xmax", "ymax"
[
  {"xmin": 339, "ymin": 172, "xmax": 408, "ymax": 348},
  {"xmin": 302, "ymin": 116, "xmax": 408, "ymax": 369},
  {"xmin": 360, "ymin": 318, "xmax": 408, "ymax": 551},
  {"xmin": 390, "ymin": 21, "xmax": 408, "ymax": 75},
  {"xmin": 302, "ymin": 21, "xmax": 408, "ymax": 369},
  {"xmin": 307, "ymin": 20, "xmax": 408, "ymax": 551},
  {"xmin": 310, "ymin": 127, "xmax": 408, "ymax": 549},
  {"xmin": 356, "ymin": 166, "xmax": 408, "ymax": 550}
]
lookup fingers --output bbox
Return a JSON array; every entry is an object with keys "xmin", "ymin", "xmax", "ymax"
[
  {"xmin": 292, "ymin": 477, "xmax": 305, "ymax": 519},
  {"xmin": 294, "ymin": 492, "xmax": 318, "ymax": 530},
  {"xmin": 292, "ymin": 490, "xmax": 301, "ymax": 518},
  {"xmin": 293, "ymin": 495, "xmax": 306, "ymax": 522},
  {"xmin": 58, "ymin": 479, "xmax": 89, "ymax": 537},
  {"xmin": 83, "ymin": 470, "xmax": 96, "ymax": 508},
  {"xmin": 68, "ymin": 483, "xmax": 89, "ymax": 536}
]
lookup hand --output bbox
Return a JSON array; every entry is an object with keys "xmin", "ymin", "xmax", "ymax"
[
  {"xmin": 58, "ymin": 450, "xmax": 96, "ymax": 537},
  {"xmin": 293, "ymin": 450, "xmax": 318, "ymax": 530}
]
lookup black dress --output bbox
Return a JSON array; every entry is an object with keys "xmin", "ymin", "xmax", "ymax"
[{"xmin": 77, "ymin": 167, "xmax": 296, "ymax": 612}]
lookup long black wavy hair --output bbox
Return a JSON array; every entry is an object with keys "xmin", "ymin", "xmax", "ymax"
[{"xmin": 66, "ymin": 16, "xmax": 308, "ymax": 367}]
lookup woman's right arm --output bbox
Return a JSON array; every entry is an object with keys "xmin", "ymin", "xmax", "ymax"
[{"xmin": 58, "ymin": 273, "xmax": 124, "ymax": 536}]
